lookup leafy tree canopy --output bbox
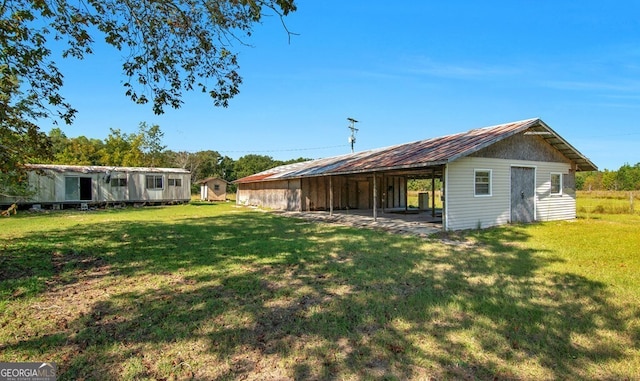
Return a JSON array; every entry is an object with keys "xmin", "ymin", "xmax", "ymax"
[
  {"xmin": 577, "ymin": 163, "xmax": 640, "ymax": 191},
  {"xmin": 35, "ymin": 125, "xmax": 309, "ymax": 194},
  {"xmin": 1, "ymin": 0, "xmax": 296, "ymax": 189},
  {"xmin": 233, "ymin": 154, "xmax": 284, "ymax": 180},
  {"xmin": 2, "ymin": 0, "xmax": 296, "ymax": 119}
]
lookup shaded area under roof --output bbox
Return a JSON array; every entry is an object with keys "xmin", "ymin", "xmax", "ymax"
[{"xmin": 236, "ymin": 118, "xmax": 597, "ymax": 184}]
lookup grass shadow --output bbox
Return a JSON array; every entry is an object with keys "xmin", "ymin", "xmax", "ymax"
[{"xmin": 0, "ymin": 206, "xmax": 634, "ymax": 379}]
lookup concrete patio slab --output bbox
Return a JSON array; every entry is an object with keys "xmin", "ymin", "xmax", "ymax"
[{"xmin": 272, "ymin": 209, "xmax": 443, "ymax": 238}]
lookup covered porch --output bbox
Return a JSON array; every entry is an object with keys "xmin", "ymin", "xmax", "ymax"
[{"xmin": 300, "ymin": 165, "xmax": 445, "ymax": 226}]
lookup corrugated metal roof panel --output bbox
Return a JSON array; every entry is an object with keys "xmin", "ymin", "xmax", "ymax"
[{"xmin": 235, "ymin": 118, "xmax": 597, "ymax": 184}]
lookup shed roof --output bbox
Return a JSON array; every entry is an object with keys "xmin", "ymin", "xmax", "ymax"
[
  {"xmin": 26, "ymin": 164, "xmax": 190, "ymax": 174},
  {"xmin": 235, "ymin": 118, "xmax": 597, "ymax": 184},
  {"xmin": 196, "ymin": 176, "xmax": 230, "ymax": 185}
]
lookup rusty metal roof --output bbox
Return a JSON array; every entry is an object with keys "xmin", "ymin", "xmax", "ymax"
[
  {"xmin": 26, "ymin": 164, "xmax": 190, "ymax": 174},
  {"xmin": 235, "ymin": 118, "xmax": 597, "ymax": 183}
]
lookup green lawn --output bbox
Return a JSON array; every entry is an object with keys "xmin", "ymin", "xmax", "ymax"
[
  {"xmin": 577, "ymin": 190, "xmax": 639, "ymax": 215},
  {"xmin": 407, "ymin": 190, "xmax": 443, "ymax": 209},
  {"xmin": 1, "ymin": 203, "xmax": 638, "ymax": 380}
]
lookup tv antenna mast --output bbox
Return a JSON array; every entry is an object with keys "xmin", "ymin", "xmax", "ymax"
[{"xmin": 347, "ymin": 117, "xmax": 359, "ymax": 153}]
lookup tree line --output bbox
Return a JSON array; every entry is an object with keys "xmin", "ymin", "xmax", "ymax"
[
  {"xmin": 39, "ymin": 122, "xmax": 640, "ymax": 193},
  {"xmin": 577, "ymin": 163, "xmax": 640, "ymax": 191},
  {"xmin": 40, "ymin": 123, "xmax": 308, "ymax": 194}
]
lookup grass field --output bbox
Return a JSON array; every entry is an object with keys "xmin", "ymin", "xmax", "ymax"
[
  {"xmin": 407, "ymin": 190, "xmax": 443, "ymax": 209},
  {"xmin": 577, "ymin": 190, "xmax": 638, "ymax": 215},
  {"xmin": 1, "ymin": 201, "xmax": 639, "ymax": 380}
]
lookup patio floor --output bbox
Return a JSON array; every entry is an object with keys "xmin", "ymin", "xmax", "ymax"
[{"xmin": 273, "ymin": 208, "xmax": 443, "ymax": 238}]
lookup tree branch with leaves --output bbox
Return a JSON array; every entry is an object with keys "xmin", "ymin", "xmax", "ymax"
[{"xmin": 0, "ymin": 0, "xmax": 296, "ymax": 196}]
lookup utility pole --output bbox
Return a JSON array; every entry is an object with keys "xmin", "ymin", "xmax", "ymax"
[{"xmin": 347, "ymin": 117, "xmax": 359, "ymax": 153}]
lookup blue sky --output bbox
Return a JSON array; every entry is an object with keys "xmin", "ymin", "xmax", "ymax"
[{"xmin": 51, "ymin": 1, "xmax": 640, "ymax": 170}]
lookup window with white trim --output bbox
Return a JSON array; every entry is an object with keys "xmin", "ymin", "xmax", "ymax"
[
  {"xmin": 474, "ymin": 169, "xmax": 492, "ymax": 196},
  {"xmin": 550, "ymin": 173, "xmax": 562, "ymax": 195},
  {"xmin": 168, "ymin": 178, "xmax": 182, "ymax": 187}
]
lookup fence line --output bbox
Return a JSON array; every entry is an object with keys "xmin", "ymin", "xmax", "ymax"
[{"xmin": 577, "ymin": 191, "xmax": 638, "ymax": 215}]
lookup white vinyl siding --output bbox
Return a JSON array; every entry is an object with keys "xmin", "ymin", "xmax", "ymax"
[
  {"xmin": 445, "ymin": 157, "xmax": 574, "ymax": 230},
  {"xmin": 537, "ymin": 164, "xmax": 574, "ymax": 221},
  {"xmin": 447, "ymin": 159, "xmax": 511, "ymax": 230}
]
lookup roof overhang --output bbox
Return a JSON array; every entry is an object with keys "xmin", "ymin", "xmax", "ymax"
[{"xmin": 522, "ymin": 120, "xmax": 597, "ymax": 172}]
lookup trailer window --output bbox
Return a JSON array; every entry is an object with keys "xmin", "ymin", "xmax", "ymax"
[
  {"xmin": 110, "ymin": 178, "xmax": 127, "ymax": 187},
  {"xmin": 146, "ymin": 175, "xmax": 164, "ymax": 190},
  {"xmin": 168, "ymin": 178, "xmax": 182, "ymax": 187}
]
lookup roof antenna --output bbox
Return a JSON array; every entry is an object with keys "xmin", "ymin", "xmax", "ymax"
[{"xmin": 347, "ymin": 117, "xmax": 359, "ymax": 153}]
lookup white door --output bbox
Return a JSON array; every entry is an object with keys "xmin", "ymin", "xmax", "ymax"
[{"xmin": 201, "ymin": 184, "xmax": 208, "ymax": 200}]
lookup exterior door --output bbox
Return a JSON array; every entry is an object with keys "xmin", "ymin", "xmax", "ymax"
[
  {"xmin": 201, "ymin": 184, "xmax": 208, "ymax": 200},
  {"xmin": 65, "ymin": 176, "xmax": 93, "ymax": 201},
  {"xmin": 511, "ymin": 167, "xmax": 535, "ymax": 223},
  {"xmin": 357, "ymin": 181, "xmax": 370, "ymax": 209},
  {"xmin": 80, "ymin": 177, "xmax": 92, "ymax": 201}
]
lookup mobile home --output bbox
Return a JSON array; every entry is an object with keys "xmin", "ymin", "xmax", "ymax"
[{"xmin": 1, "ymin": 164, "xmax": 191, "ymax": 208}]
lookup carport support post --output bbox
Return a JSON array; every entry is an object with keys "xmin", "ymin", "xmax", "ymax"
[
  {"xmin": 405, "ymin": 176, "xmax": 408, "ymax": 212},
  {"xmin": 329, "ymin": 176, "xmax": 333, "ymax": 216},
  {"xmin": 431, "ymin": 168, "xmax": 436, "ymax": 218},
  {"xmin": 373, "ymin": 172, "xmax": 378, "ymax": 221}
]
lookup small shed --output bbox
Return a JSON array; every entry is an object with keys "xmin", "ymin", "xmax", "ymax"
[{"xmin": 197, "ymin": 177, "xmax": 229, "ymax": 201}]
